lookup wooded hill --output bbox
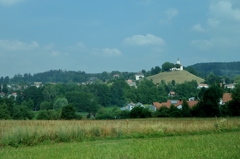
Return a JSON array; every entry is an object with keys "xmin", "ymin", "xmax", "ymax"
[
  {"xmin": 147, "ymin": 70, "xmax": 204, "ymax": 84},
  {"xmin": 188, "ymin": 61, "xmax": 240, "ymax": 77}
]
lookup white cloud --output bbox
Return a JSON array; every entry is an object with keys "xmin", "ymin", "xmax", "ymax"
[
  {"xmin": 0, "ymin": 39, "xmax": 39, "ymax": 51},
  {"xmin": 123, "ymin": 34, "xmax": 165, "ymax": 46},
  {"xmin": 190, "ymin": 37, "xmax": 239, "ymax": 49},
  {"xmin": 207, "ymin": 18, "xmax": 220, "ymax": 27},
  {"xmin": 44, "ymin": 43, "xmax": 55, "ymax": 50},
  {"xmin": 50, "ymin": 51, "xmax": 60, "ymax": 57},
  {"xmin": 102, "ymin": 48, "xmax": 121, "ymax": 56},
  {"xmin": 90, "ymin": 48, "xmax": 122, "ymax": 57},
  {"xmin": 165, "ymin": 8, "xmax": 178, "ymax": 20},
  {"xmin": 139, "ymin": 0, "xmax": 153, "ymax": 6},
  {"xmin": 76, "ymin": 42, "xmax": 85, "ymax": 48},
  {"xmin": 192, "ymin": 24, "xmax": 205, "ymax": 32},
  {"xmin": 0, "ymin": 0, "xmax": 25, "ymax": 6},
  {"xmin": 210, "ymin": 1, "xmax": 240, "ymax": 21}
]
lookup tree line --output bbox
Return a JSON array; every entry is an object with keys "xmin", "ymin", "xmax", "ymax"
[{"xmin": 1, "ymin": 78, "xmax": 240, "ymax": 120}]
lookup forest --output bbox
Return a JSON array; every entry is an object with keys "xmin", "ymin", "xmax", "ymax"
[{"xmin": 188, "ymin": 61, "xmax": 240, "ymax": 77}]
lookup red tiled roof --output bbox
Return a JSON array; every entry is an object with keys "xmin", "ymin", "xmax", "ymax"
[
  {"xmin": 153, "ymin": 100, "xmax": 198, "ymax": 109},
  {"xmin": 222, "ymin": 93, "xmax": 232, "ymax": 103},
  {"xmin": 198, "ymin": 84, "xmax": 208, "ymax": 86}
]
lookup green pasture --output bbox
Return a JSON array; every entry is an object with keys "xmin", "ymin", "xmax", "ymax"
[{"xmin": 1, "ymin": 131, "xmax": 239, "ymax": 159}]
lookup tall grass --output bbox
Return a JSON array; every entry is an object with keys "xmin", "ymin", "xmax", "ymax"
[{"xmin": 1, "ymin": 118, "xmax": 240, "ymax": 147}]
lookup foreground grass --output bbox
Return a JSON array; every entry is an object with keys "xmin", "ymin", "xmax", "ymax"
[
  {"xmin": 1, "ymin": 118, "xmax": 240, "ymax": 147},
  {"xmin": 0, "ymin": 132, "xmax": 240, "ymax": 159}
]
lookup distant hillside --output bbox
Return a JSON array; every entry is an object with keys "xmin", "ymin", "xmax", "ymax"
[
  {"xmin": 9, "ymin": 70, "xmax": 136, "ymax": 84},
  {"xmin": 188, "ymin": 61, "xmax": 240, "ymax": 77},
  {"xmin": 147, "ymin": 70, "xmax": 204, "ymax": 84}
]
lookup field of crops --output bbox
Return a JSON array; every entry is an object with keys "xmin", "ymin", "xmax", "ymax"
[{"xmin": 1, "ymin": 117, "xmax": 240, "ymax": 147}]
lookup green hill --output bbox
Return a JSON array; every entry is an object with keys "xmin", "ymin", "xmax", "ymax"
[
  {"xmin": 188, "ymin": 61, "xmax": 240, "ymax": 77},
  {"xmin": 147, "ymin": 70, "xmax": 204, "ymax": 84}
]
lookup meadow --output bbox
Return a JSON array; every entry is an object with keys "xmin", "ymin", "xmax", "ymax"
[
  {"xmin": 1, "ymin": 117, "xmax": 240, "ymax": 147},
  {"xmin": 146, "ymin": 70, "xmax": 204, "ymax": 84},
  {"xmin": 1, "ymin": 131, "xmax": 240, "ymax": 159}
]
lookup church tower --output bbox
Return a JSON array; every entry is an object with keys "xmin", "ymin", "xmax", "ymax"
[{"xmin": 177, "ymin": 58, "xmax": 180, "ymax": 65}]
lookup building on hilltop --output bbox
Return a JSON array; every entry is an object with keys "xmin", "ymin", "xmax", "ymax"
[
  {"xmin": 171, "ymin": 58, "xmax": 183, "ymax": 71},
  {"xmin": 135, "ymin": 72, "xmax": 144, "ymax": 80}
]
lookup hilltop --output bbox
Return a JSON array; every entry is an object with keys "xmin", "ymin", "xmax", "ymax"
[{"xmin": 146, "ymin": 70, "xmax": 204, "ymax": 84}]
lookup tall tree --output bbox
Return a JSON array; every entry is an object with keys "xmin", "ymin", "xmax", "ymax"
[
  {"xmin": 182, "ymin": 99, "xmax": 191, "ymax": 117},
  {"xmin": 162, "ymin": 62, "xmax": 174, "ymax": 72},
  {"xmin": 110, "ymin": 79, "xmax": 129, "ymax": 106},
  {"xmin": 228, "ymin": 83, "xmax": 240, "ymax": 116},
  {"xmin": 53, "ymin": 98, "xmax": 68, "ymax": 110},
  {"xmin": 198, "ymin": 85, "xmax": 223, "ymax": 117}
]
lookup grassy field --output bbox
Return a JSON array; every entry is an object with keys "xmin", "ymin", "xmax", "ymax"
[
  {"xmin": 147, "ymin": 70, "xmax": 204, "ymax": 84},
  {"xmin": 0, "ymin": 131, "xmax": 240, "ymax": 159},
  {"xmin": 1, "ymin": 117, "xmax": 240, "ymax": 147}
]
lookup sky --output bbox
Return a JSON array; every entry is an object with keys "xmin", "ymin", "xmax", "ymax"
[{"xmin": 0, "ymin": 0, "xmax": 240, "ymax": 77}]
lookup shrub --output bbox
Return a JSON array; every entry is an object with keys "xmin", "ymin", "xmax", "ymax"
[
  {"xmin": 130, "ymin": 106, "xmax": 144, "ymax": 118},
  {"xmin": 75, "ymin": 114, "xmax": 82, "ymax": 120},
  {"xmin": 36, "ymin": 110, "xmax": 49, "ymax": 120},
  {"xmin": 36, "ymin": 109, "xmax": 59, "ymax": 120},
  {"xmin": 61, "ymin": 104, "xmax": 76, "ymax": 120},
  {"xmin": 95, "ymin": 113, "xmax": 114, "ymax": 120}
]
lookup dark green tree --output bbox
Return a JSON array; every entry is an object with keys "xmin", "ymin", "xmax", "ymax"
[
  {"xmin": 40, "ymin": 101, "xmax": 53, "ymax": 110},
  {"xmin": 162, "ymin": 62, "xmax": 174, "ymax": 72},
  {"xmin": 12, "ymin": 105, "xmax": 34, "ymax": 120},
  {"xmin": 156, "ymin": 106, "xmax": 170, "ymax": 117},
  {"xmin": 2, "ymin": 84, "xmax": 8, "ymax": 94},
  {"xmin": 61, "ymin": 104, "xmax": 76, "ymax": 120},
  {"xmin": 110, "ymin": 79, "xmax": 129, "ymax": 106},
  {"xmin": 0, "ymin": 103, "xmax": 11, "ymax": 119},
  {"xmin": 198, "ymin": 85, "xmax": 223, "ymax": 117},
  {"xmin": 169, "ymin": 104, "xmax": 181, "ymax": 117},
  {"xmin": 130, "ymin": 106, "xmax": 144, "ymax": 118},
  {"xmin": 228, "ymin": 84, "xmax": 240, "ymax": 116},
  {"xmin": 182, "ymin": 99, "xmax": 191, "ymax": 117}
]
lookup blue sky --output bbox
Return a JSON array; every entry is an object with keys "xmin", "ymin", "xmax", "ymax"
[{"xmin": 0, "ymin": 0, "xmax": 240, "ymax": 77}]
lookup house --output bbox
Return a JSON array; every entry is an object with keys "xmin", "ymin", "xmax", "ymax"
[
  {"xmin": 113, "ymin": 74, "xmax": 119, "ymax": 78},
  {"xmin": 225, "ymin": 84, "xmax": 235, "ymax": 89},
  {"xmin": 135, "ymin": 72, "xmax": 144, "ymax": 80},
  {"xmin": 189, "ymin": 97, "xmax": 195, "ymax": 101},
  {"xmin": 8, "ymin": 92, "xmax": 17, "ymax": 99},
  {"xmin": 171, "ymin": 58, "xmax": 183, "ymax": 71},
  {"xmin": 152, "ymin": 99, "xmax": 198, "ymax": 110},
  {"xmin": 197, "ymin": 84, "xmax": 209, "ymax": 89},
  {"xmin": 88, "ymin": 77, "xmax": 98, "ymax": 83},
  {"xmin": 168, "ymin": 91, "xmax": 176, "ymax": 98},
  {"xmin": 126, "ymin": 80, "xmax": 137, "ymax": 88},
  {"xmin": 34, "ymin": 82, "xmax": 42, "ymax": 88},
  {"xmin": 120, "ymin": 102, "xmax": 144, "ymax": 111},
  {"xmin": 220, "ymin": 93, "xmax": 232, "ymax": 105}
]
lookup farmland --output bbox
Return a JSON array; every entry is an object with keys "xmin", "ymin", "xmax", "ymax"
[
  {"xmin": 0, "ymin": 118, "xmax": 240, "ymax": 158},
  {"xmin": 1, "ymin": 131, "xmax": 240, "ymax": 159},
  {"xmin": 0, "ymin": 118, "xmax": 240, "ymax": 159},
  {"xmin": 1, "ymin": 118, "xmax": 240, "ymax": 147}
]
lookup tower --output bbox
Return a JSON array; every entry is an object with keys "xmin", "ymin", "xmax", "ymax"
[{"xmin": 177, "ymin": 58, "xmax": 180, "ymax": 65}]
